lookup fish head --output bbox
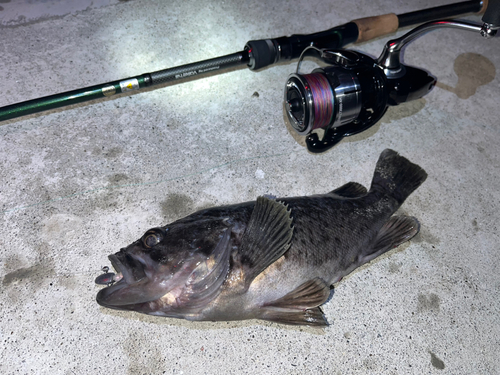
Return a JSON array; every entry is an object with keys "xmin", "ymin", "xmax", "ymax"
[{"xmin": 96, "ymin": 221, "xmax": 233, "ymax": 316}]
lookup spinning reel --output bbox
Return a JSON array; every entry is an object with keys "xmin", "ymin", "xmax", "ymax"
[{"xmin": 284, "ymin": 13, "xmax": 500, "ymax": 153}]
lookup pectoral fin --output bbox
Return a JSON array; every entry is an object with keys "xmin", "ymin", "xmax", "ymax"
[
  {"xmin": 237, "ymin": 196, "xmax": 294, "ymax": 288},
  {"xmin": 258, "ymin": 278, "xmax": 330, "ymax": 326}
]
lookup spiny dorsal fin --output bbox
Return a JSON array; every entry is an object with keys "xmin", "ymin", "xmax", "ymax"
[
  {"xmin": 238, "ymin": 196, "xmax": 294, "ymax": 287},
  {"xmin": 362, "ymin": 215, "xmax": 420, "ymax": 263},
  {"xmin": 263, "ymin": 278, "xmax": 330, "ymax": 310},
  {"xmin": 330, "ymin": 182, "xmax": 367, "ymax": 198}
]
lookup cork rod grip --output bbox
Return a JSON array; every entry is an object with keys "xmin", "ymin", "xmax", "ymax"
[{"xmin": 353, "ymin": 13, "xmax": 399, "ymax": 43}]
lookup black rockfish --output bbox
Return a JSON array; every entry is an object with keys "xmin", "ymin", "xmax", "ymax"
[{"xmin": 96, "ymin": 149, "xmax": 427, "ymax": 326}]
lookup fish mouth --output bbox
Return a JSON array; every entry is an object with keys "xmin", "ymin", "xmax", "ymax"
[
  {"xmin": 96, "ymin": 250, "xmax": 207, "ymax": 312},
  {"xmin": 108, "ymin": 252, "xmax": 146, "ymax": 285},
  {"xmin": 96, "ymin": 252, "xmax": 150, "ymax": 307}
]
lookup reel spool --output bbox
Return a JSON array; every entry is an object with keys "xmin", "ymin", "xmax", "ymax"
[
  {"xmin": 285, "ymin": 69, "xmax": 362, "ymax": 135},
  {"xmin": 284, "ymin": 48, "xmax": 389, "ymax": 153}
]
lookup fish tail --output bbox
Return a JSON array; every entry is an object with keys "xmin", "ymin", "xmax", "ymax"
[{"xmin": 370, "ymin": 149, "xmax": 427, "ymax": 205}]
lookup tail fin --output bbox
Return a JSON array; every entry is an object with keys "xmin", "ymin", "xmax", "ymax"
[{"xmin": 370, "ymin": 149, "xmax": 427, "ymax": 205}]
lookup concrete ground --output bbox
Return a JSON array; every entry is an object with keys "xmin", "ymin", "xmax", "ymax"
[{"xmin": 1, "ymin": 0, "xmax": 499, "ymax": 373}]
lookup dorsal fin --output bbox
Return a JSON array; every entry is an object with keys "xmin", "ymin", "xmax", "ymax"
[
  {"xmin": 237, "ymin": 196, "xmax": 294, "ymax": 288},
  {"xmin": 330, "ymin": 182, "xmax": 367, "ymax": 198}
]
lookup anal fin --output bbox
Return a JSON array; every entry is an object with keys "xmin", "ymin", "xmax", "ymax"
[
  {"xmin": 258, "ymin": 278, "xmax": 330, "ymax": 326},
  {"xmin": 259, "ymin": 307, "xmax": 328, "ymax": 326},
  {"xmin": 363, "ymin": 215, "xmax": 420, "ymax": 263}
]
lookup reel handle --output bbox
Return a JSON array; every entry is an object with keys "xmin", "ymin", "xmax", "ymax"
[
  {"xmin": 483, "ymin": 0, "xmax": 500, "ymax": 24},
  {"xmin": 481, "ymin": 0, "xmax": 500, "ymax": 37}
]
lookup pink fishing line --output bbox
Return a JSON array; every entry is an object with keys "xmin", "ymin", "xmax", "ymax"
[{"xmin": 304, "ymin": 73, "xmax": 334, "ymax": 130}]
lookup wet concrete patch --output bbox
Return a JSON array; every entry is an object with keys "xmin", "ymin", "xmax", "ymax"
[
  {"xmin": 109, "ymin": 173, "xmax": 129, "ymax": 184},
  {"xmin": 429, "ymin": 351, "xmax": 445, "ymax": 370},
  {"xmin": 161, "ymin": 193, "xmax": 195, "ymax": 219},
  {"xmin": 411, "ymin": 226, "xmax": 440, "ymax": 245},
  {"xmin": 436, "ymin": 53, "xmax": 496, "ymax": 99},
  {"xmin": 417, "ymin": 293, "xmax": 440, "ymax": 312},
  {"xmin": 3, "ymin": 264, "xmax": 45, "ymax": 286},
  {"xmin": 387, "ymin": 262, "xmax": 401, "ymax": 274},
  {"xmin": 472, "ymin": 218, "xmax": 479, "ymax": 231},
  {"xmin": 2, "ymin": 259, "xmax": 56, "ymax": 305}
]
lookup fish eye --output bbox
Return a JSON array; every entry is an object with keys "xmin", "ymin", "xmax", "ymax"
[{"xmin": 142, "ymin": 230, "xmax": 163, "ymax": 248}]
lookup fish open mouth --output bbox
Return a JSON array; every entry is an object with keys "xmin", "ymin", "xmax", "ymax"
[
  {"xmin": 108, "ymin": 252, "xmax": 146, "ymax": 285},
  {"xmin": 96, "ymin": 248, "xmax": 214, "ymax": 311},
  {"xmin": 96, "ymin": 251, "xmax": 150, "ymax": 307}
]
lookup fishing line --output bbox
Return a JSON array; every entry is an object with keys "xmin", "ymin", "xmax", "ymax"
[
  {"xmin": 1, "ymin": 266, "xmax": 106, "ymax": 282},
  {"xmin": 303, "ymin": 73, "xmax": 334, "ymax": 131}
]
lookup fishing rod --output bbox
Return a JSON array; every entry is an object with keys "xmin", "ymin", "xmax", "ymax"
[
  {"xmin": 283, "ymin": 0, "xmax": 499, "ymax": 153},
  {"xmin": 0, "ymin": 0, "xmax": 488, "ymax": 122}
]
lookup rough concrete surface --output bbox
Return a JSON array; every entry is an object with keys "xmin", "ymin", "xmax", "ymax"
[{"xmin": 0, "ymin": 0, "xmax": 499, "ymax": 374}]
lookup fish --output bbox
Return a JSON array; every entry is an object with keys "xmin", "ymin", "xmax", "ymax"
[{"xmin": 96, "ymin": 149, "xmax": 427, "ymax": 326}]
